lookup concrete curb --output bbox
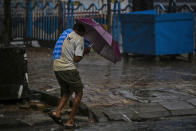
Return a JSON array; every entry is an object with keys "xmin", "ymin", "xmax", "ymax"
[
  {"xmin": 29, "ymin": 89, "xmax": 196, "ymax": 123},
  {"xmin": 29, "ymin": 89, "xmax": 91, "ymax": 117}
]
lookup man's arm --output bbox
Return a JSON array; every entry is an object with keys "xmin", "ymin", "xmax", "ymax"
[
  {"xmin": 74, "ymin": 47, "xmax": 91, "ymax": 63},
  {"xmin": 83, "ymin": 47, "xmax": 91, "ymax": 55},
  {"xmin": 74, "ymin": 56, "xmax": 83, "ymax": 63}
]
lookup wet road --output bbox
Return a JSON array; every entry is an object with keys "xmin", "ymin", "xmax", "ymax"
[
  {"xmin": 27, "ymin": 48, "xmax": 196, "ymax": 106},
  {"xmin": 22, "ymin": 48, "xmax": 196, "ymax": 130},
  {"xmin": 79, "ymin": 55, "xmax": 196, "ymax": 106}
]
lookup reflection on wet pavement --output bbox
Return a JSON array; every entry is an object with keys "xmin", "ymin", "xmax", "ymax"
[{"xmin": 27, "ymin": 48, "xmax": 196, "ymax": 107}]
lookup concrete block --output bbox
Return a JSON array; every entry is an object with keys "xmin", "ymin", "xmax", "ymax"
[
  {"xmin": 103, "ymin": 110, "xmax": 125, "ymax": 121},
  {"xmin": 160, "ymin": 101, "xmax": 194, "ymax": 110},
  {"xmin": 159, "ymin": 101, "xmax": 196, "ymax": 116},
  {"xmin": 130, "ymin": 103, "xmax": 170, "ymax": 121},
  {"xmin": 187, "ymin": 98, "xmax": 196, "ymax": 107},
  {"xmin": 90, "ymin": 107, "xmax": 108, "ymax": 122}
]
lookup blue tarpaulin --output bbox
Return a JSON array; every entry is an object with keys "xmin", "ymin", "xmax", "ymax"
[
  {"xmin": 53, "ymin": 28, "xmax": 72, "ymax": 60},
  {"xmin": 53, "ymin": 29, "xmax": 91, "ymax": 60}
]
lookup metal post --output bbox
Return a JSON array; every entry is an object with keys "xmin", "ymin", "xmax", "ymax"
[
  {"xmin": 70, "ymin": 0, "xmax": 74, "ymax": 28},
  {"xmin": 58, "ymin": 0, "xmax": 62, "ymax": 34},
  {"xmin": 106, "ymin": 0, "xmax": 112, "ymax": 33},
  {"xmin": 67, "ymin": 1, "xmax": 70, "ymax": 28},
  {"xmin": 112, "ymin": 1, "xmax": 117, "ymax": 39},
  {"xmin": 116, "ymin": 0, "xmax": 120, "ymax": 43},
  {"xmin": 27, "ymin": 0, "xmax": 32, "ymax": 39},
  {"xmin": 24, "ymin": 0, "xmax": 29, "ymax": 45},
  {"xmin": 112, "ymin": 0, "xmax": 120, "ymax": 44},
  {"xmin": 67, "ymin": 0, "xmax": 74, "ymax": 29}
]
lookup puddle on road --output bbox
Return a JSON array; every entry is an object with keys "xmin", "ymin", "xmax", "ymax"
[{"xmin": 115, "ymin": 87, "xmax": 195, "ymax": 103}]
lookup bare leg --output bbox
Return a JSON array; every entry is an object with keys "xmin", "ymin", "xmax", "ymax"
[
  {"xmin": 66, "ymin": 92, "xmax": 83, "ymax": 126},
  {"xmin": 53, "ymin": 94, "xmax": 70, "ymax": 117}
]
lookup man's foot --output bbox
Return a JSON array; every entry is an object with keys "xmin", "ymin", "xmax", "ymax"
[
  {"xmin": 48, "ymin": 112, "xmax": 63, "ymax": 126},
  {"xmin": 64, "ymin": 121, "xmax": 80, "ymax": 129}
]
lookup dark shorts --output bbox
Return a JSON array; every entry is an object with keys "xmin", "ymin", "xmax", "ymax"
[{"xmin": 54, "ymin": 70, "xmax": 84, "ymax": 96}]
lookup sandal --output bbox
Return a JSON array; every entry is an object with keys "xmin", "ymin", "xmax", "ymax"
[
  {"xmin": 64, "ymin": 121, "xmax": 80, "ymax": 129},
  {"xmin": 48, "ymin": 112, "xmax": 63, "ymax": 126}
]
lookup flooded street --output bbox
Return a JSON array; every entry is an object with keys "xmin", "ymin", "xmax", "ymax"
[
  {"xmin": 79, "ymin": 55, "xmax": 196, "ymax": 106},
  {"xmin": 27, "ymin": 48, "xmax": 196, "ymax": 107},
  {"xmin": 2, "ymin": 47, "xmax": 196, "ymax": 130}
]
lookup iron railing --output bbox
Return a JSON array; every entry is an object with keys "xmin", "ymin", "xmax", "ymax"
[{"xmin": 0, "ymin": 0, "xmax": 195, "ymax": 45}]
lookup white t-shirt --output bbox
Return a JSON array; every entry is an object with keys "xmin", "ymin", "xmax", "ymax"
[{"xmin": 53, "ymin": 31, "xmax": 84, "ymax": 71}]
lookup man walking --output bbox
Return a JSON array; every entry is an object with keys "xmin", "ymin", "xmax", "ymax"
[{"xmin": 49, "ymin": 23, "xmax": 90, "ymax": 129}]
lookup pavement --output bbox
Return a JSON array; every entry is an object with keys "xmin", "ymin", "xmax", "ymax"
[{"xmin": 1, "ymin": 47, "xmax": 196, "ymax": 130}]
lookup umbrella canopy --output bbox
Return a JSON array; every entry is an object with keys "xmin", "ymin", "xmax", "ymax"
[{"xmin": 76, "ymin": 18, "xmax": 121, "ymax": 63}]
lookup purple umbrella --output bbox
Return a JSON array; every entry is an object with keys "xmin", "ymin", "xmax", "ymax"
[{"xmin": 76, "ymin": 18, "xmax": 121, "ymax": 63}]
